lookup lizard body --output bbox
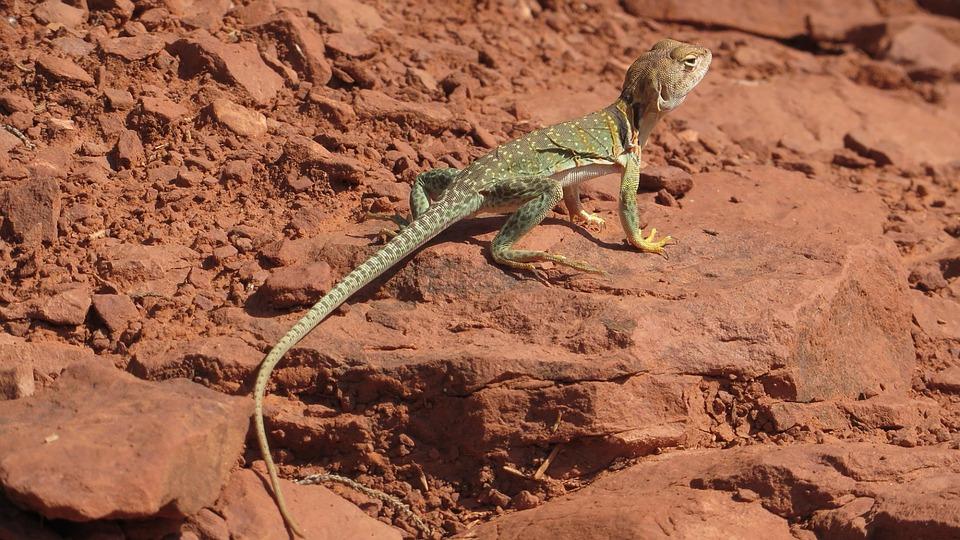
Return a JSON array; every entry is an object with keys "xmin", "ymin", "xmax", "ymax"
[{"xmin": 254, "ymin": 38, "xmax": 711, "ymax": 536}]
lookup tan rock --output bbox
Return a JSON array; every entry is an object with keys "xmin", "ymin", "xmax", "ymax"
[{"xmin": 208, "ymin": 99, "xmax": 268, "ymax": 138}]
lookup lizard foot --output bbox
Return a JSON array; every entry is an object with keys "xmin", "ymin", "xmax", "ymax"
[
  {"xmin": 364, "ymin": 211, "xmax": 410, "ymax": 228},
  {"xmin": 364, "ymin": 212, "xmax": 410, "ymax": 242},
  {"xmin": 494, "ymin": 252, "xmax": 605, "ymax": 279},
  {"xmin": 628, "ymin": 228, "xmax": 674, "ymax": 258},
  {"xmin": 549, "ymin": 254, "xmax": 607, "ymax": 275},
  {"xmin": 571, "ymin": 210, "xmax": 606, "ymax": 232}
]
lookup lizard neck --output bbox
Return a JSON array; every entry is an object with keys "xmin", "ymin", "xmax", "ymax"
[{"xmin": 611, "ymin": 97, "xmax": 662, "ymax": 153}]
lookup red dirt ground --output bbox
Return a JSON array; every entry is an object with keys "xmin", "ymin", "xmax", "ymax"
[{"xmin": 0, "ymin": 0, "xmax": 958, "ymax": 538}]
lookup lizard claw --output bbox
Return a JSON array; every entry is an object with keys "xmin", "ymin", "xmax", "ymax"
[
  {"xmin": 628, "ymin": 228, "xmax": 674, "ymax": 256},
  {"xmin": 572, "ymin": 211, "xmax": 607, "ymax": 233}
]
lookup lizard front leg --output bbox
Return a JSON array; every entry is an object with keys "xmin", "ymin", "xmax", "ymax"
[
  {"xmin": 619, "ymin": 152, "xmax": 673, "ymax": 255},
  {"xmin": 563, "ymin": 184, "xmax": 606, "ymax": 232}
]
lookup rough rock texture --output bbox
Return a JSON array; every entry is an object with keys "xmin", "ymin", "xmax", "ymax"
[
  {"xmin": 464, "ymin": 443, "xmax": 960, "ymax": 539},
  {"xmin": 208, "ymin": 98, "xmax": 268, "ymax": 138},
  {"xmin": 0, "ymin": 0, "xmax": 958, "ymax": 537},
  {"xmin": 128, "ymin": 336, "xmax": 263, "ymax": 394},
  {"xmin": 0, "ymin": 335, "xmax": 98, "ymax": 398},
  {"xmin": 215, "ymin": 468, "xmax": 402, "ymax": 540},
  {"xmin": 621, "ymin": 0, "xmax": 881, "ymax": 39},
  {"xmin": 0, "ymin": 175, "xmax": 60, "ymax": 245},
  {"xmin": 170, "ymin": 30, "xmax": 284, "ymax": 105},
  {"xmin": 0, "ymin": 362, "xmax": 251, "ymax": 521},
  {"xmin": 263, "ymin": 165, "xmax": 914, "ymax": 477},
  {"xmin": 34, "ymin": 54, "xmax": 94, "ymax": 85}
]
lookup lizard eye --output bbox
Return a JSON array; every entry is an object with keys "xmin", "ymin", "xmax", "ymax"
[{"xmin": 683, "ymin": 56, "xmax": 698, "ymax": 68}]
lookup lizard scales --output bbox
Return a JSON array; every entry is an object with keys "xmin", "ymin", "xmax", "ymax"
[{"xmin": 254, "ymin": 38, "xmax": 711, "ymax": 537}]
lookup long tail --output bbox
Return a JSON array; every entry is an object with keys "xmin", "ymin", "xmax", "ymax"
[{"xmin": 253, "ymin": 205, "xmax": 459, "ymax": 537}]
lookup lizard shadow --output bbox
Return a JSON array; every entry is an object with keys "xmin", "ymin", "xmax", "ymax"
[
  {"xmin": 446, "ymin": 213, "xmax": 638, "ymax": 253},
  {"xmin": 243, "ymin": 212, "xmax": 630, "ymax": 317}
]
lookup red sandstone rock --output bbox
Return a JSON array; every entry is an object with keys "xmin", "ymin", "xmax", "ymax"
[
  {"xmin": 466, "ymin": 443, "xmax": 960, "ymax": 539},
  {"xmin": 258, "ymin": 261, "xmax": 333, "ymax": 309},
  {"xmin": 257, "ymin": 12, "xmax": 332, "ymax": 85},
  {"xmin": 170, "ymin": 30, "xmax": 283, "ymax": 104},
  {"xmin": 638, "ymin": 165, "xmax": 694, "ymax": 196},
  {"xmin": 29, "ymin": 286, "xmax": 92, "ymax": 326},
  {"xmin": 0, "ymin": 1, "xmax": 958, "ymax": 536},
  {"xmin": 0, "ymin": 175, "xmax": 61, "ymax": 245},
  {"xmin": 128, "ymin": 336, "xmax": 262, "ymax": 394},
  {"xmin": 216, "ymin": 468, "xmax": 402, "ymax": 539},
  {"xmin": 91, "ymin": 293, "xmax": 139, "ymax": 334},
  {"xmin": 0, "ymin": 362, "xmax": 251, "ymax": 521},
  {"xmin": 140, "ymin": 95, "xmax": 190, "ymax": 124},
  {"xmin": 326, "ymin": 32, "xmax": 378, "ymax": 59},
  {"xmin": 88, "ymin": 0, "xmax": 135, "ymax": 19},
  {"xmin": 111, "ymin": 129, "xmax": 144, "ymax": 169},
  {"xmin": 93, "ymin": 242, "xmax": 197, "ymax": 298},
  {"xmin": 278, "ymin": 0, "xmax": 384, "ymax": 34},
  {"xmin": 0, "ymin": 362, "xmax": 33, "ymax": 400},
  {"xmin": 355, "ymin": 89, "xmax": 454, "ymax": 133},
  {"xmin": 0, "ymin": 92, "xmax": 33, "ymax": 114},
  {"xmin": 35, "ymin": 54, "xmax": 94, "ymax": 85},
  {"xmin": 101, "ymin": 35, "xmax": 165, "ymax": 61},
  {"xmin": 621, "ymin": 0, "xmax": 880, "ymax": 40},
  {"xmin": 33, "ymin": 0, "xmax": 87, "ymax": 28}
]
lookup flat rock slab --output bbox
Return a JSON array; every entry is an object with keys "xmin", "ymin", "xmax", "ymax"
[
  {"xmin": 261, "ymin": 165, "xmax": 913, "ymax": 470},
  {"xmin": 0, "ymin": 335, "xmax": 99, "ymax": 399},
  {"xmin": 216, "ymin": 468, "xmax": 402, "ymax": 540},
  {"xmin": 682, "ymin": 74, "xmax": 960, "ymax": 167},
  {"xmin": 0, "ymin": 362, "xmax": 251, "ymax": 521},
  {"xmin": 621, "ymin": 0, "xmax": 880, "ymax": 40},
  {"xmin": 463, "ymin": 443, "xmax": 960, "ymax": 539}
]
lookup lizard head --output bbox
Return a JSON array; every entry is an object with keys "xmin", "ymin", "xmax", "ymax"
[{"xmin": 621, "ymin": 39, "xmax": 712, "ymax": 113}]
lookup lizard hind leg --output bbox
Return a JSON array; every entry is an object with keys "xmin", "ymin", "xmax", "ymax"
[
  {"xmin": 411, "ymin": 167, "xmax": 460, "ymax": 219},
  {"xmin": 367, "ymin": 167, "xmax": 460, "ymax": 239},
  {"xmin": 491, "ymin": 180, "xmax": 605, "ymax": 275}
]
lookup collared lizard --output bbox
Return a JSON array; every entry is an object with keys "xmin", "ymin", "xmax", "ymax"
[{"xmin": 254, "ymin": 38, "xmax": 712, "ymax": 537}]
